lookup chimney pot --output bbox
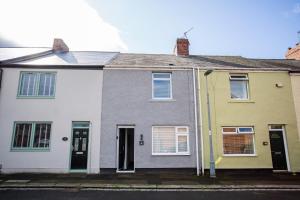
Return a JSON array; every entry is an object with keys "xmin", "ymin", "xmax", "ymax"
[
  {"xmin": 175, "ymin": 38, "xmax": 189, "ymax": 56},
  {"xmin": 52, "ymin": 38, "xmax": 69, "ymax": 52}
]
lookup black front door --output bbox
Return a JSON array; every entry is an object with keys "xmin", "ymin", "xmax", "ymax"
[
  {"xmin": 269, "ymin": 130, "xmax": 287, "ymax": 170},
  {"xmin": 71, "ymin": 128, "xmax": 89, "ymax": 170},
  {"xmin": 118, "ymin": 128, "xmax": 134, "ymax": 171}
]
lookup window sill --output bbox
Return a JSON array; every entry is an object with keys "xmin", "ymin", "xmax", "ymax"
[
  {"xmin": 223, "ymin": 154, "xmax": 257, "ymax": 157},
  {"xmin": 228, "ymin": 99, "xmax": 255, "ymax": 103},
  {"xmin": 152, "ymin": 153, "xmax": 190, "ymax": 156},
  {"xmin": 149, "ymin": 99, "xmax": 176, "ymax": 102},
  {"xmin": 11, "ymin": 148, "xmax": 50, "ymax": 152},
  {"xmin": 17, "ymin": 96, "xmax": 55, "ymax": 99}
]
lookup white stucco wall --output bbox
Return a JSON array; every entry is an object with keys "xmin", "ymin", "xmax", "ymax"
[{"xmin": 0, "ymin": 68, "xmax": 103, "ymax": 174}]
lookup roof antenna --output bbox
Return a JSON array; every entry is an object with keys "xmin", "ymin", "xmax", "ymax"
[
  {"xmin": 183, "ymin": 27, "xmax": 194, "ymax": 39},
  {"xmin": 298, "ymin": 31, "xmax": 300, "ymax": 43}
]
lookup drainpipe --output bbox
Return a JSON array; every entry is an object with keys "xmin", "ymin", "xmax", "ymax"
[
  {"xmin": 197, "ymin": 68, "xmax": 205, "ymax": 176},
  {"xmin": 192, "ymin": 68, "xmax": 200, "ymax": 176}
]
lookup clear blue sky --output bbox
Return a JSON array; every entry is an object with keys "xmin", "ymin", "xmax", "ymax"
[{"xmin": 87, "ymin": 0, "xmax": 300, "ymax": 58}]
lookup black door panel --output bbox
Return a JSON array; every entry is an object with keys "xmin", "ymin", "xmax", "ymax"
[
  {"xmin": 269, "ymin": 130, "xmax": 287, "ymax": 170},
  {"xmin": 71, "ymin": 129, "xmax": 89, "ymax": 170}
]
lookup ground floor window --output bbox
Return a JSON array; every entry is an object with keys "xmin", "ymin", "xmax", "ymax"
[
  {"xmin": 12, "ymin": 122, "xmax": 52, "ymax": 151},
  {"xmin": 222, "ymin": 126, "xmax": 255, "ymax": 155},
  {"xmin": 152, "ymin": 126, "xmax": 189, "ymax": 155}
]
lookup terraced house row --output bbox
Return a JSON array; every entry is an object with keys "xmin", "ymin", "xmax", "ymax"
[{"xmin": 0, "ymin": 38, "xmax": 300, "ymax": 175}]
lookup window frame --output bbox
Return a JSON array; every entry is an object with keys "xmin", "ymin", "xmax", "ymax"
[
  {"xmin": 229, "ymin": 74, "xmax": 249, "ymax": 100},
  {"xmin": 152, "ymin": 126, "xmax": 190, "ymax": 156},
  {"xmin": 11, "ymin": 121, "xmax": 52, "ymax": 151},
  {"xmin": 152, "ymin": 72, "xmax": 173, "ymax": 100},
  {"xmin": 17, "ymin": 71, "xmax": 57, "ymax": 98},
  {"xmin": 222, "ymin": 126, "xmax": 256, "ymax": 156}
]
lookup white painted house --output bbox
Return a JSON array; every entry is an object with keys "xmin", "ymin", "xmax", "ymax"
[{"xmin": 0, "ymin": 40, "xmax": 118, "ymax": 174}]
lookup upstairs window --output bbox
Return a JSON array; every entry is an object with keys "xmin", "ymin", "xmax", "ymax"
[
  {"xmin": 18, "ymin": 72, "xmax": 56, "ymax": 97},
  {"xmin": 152, "ymin": 73, "xmax": 172, "ymax": 99},
  {"xmin": 229, "ymin": 74, "xmax": 249, "ymax": 100}
]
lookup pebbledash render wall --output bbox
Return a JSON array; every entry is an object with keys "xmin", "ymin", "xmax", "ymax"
[
  {"xmin": 100, "ymin": 68, "xmax": 198, "ymax": 170},
  {"xmin": 0, "ymin": 67, "xmax": 103, "ymax": 173},
  {"xmin": 198, "ymin": 70, "xmax": 300, "ymax": 172}
]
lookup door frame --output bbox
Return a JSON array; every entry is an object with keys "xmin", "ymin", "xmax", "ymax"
[
  {"xmin": 116, "ymin": 125, "xmax": 135, "ymax": 173},
  {"xmin": 268, "ymin": 125, "xmax": 291, "ymax": 172},
  {"xmin": 69, "ymin": 121, "xmax": 91, "ymax": 173}
]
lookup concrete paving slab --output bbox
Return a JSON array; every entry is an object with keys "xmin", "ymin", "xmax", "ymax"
[{"xmin": 5, "ymin": 180, "xmax": 30, "ymax": 183}]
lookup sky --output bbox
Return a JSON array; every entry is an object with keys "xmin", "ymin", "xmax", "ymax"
[{"xmin": 0, "ymin": 0, "xmax": 299, "ymax": 58}]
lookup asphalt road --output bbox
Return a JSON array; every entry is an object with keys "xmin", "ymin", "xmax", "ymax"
[{"xmin": 0, "ymin": 190, "xmax": 300, "ymax": 200}]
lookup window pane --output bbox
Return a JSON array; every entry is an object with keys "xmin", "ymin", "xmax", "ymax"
[
  {"xmin": 177, "ymin": 127, "xmax": 188, "ymax": 133},
  {"xmin": 230, "ymin": 80, "xmax": 248, "ymax": 99},
  {"xmin": 153, "ymin": 80, "xmax": 171, "ymax": 98},
  {"xmin": 238, "ymin": 127, "xmax": 253, "ymax": 133},
  {"xmin": 38, "ymin": 73, "xmax": 55, "ymax": 96},
  {"xmin": 13, "ymin": 123, "xmax": 32, "ymax": 148},
  {"xmin": 223, "ymin": 134, "xmax": 254, "ymax": 154},
  {"xmin": 153, "ymin": 127, "xmax": 176, "ymax": 153},
  {"xmin": 177, "ymin": 135, "xmax": 188, "ymax": 152},
  {"xmin": 153, "ymin": 73, "xmax": 171, "ymax": 79},
  {"xmin": 33, "ymin": 124, "xmax": 51, "ymax": 148},
  {"xmin": 20, "ymin": 73, "xmax": 36, "ymax": 96},
  {"xmin": 223, "ymin": 127, "xmax": 237, "ymax": 133}
]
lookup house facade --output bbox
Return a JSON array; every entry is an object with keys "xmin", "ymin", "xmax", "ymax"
[
  {"xmin": 198, "ymin": 59, "xmax": 300, "ymax": 172},
  {"xmin": 0, "ymin": 40, "xmax": 117, "ymax": 174},
  {"xmin": 100, "ymin": 53, "xmax": 199, "ymax": 173}
]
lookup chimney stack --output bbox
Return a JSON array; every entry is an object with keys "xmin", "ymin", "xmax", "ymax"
[
  {"xmin": 52, "ymin": 38, "xmax": 69, "ymax": 52},
  {"xmin": 286, "ymin": 32, "xmax": 300, "ymax": 60},
  {"xmin": 175, "ymin": 38, "xmax": 190, "ymax": 56}
]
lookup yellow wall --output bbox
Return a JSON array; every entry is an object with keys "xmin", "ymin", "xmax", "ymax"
[
  {"xmin": 291, "ymin": 74, "xmax": 300, "ymax": 141},
  {"xmin": 198, "ymin": 70, "xmax": 300, "ymax": 172}
]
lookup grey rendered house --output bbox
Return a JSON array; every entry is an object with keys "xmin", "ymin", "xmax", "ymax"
[{"xmin": 100, "ymin": 39, "xmax": 202, "ymax": 174}]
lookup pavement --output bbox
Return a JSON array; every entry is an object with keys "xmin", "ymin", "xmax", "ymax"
[
  {"xmin": 0, "ymin": 172, "xmax": 300, "ymax": 190},
  {"xmin": 1, "ymin": 190, "xmax": 300, "ymax": 200}
]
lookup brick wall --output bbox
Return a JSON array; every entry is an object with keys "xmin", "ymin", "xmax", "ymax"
[{"xmin": 286, "ymin": 44, "xmax": 300, "ymax": 60}]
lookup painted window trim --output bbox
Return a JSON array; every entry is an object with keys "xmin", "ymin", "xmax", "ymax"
[
  {"xmin": 229, "ymin": 73, "xmax": 250, "ymax": 100},
  {"xmin": 152, "ymin": 72, "xmax": 173, "ymax": 100},
  {"xmin": 11, "ymin": 121, "xmax": 52, "ymax": 152},
  {"xmin": 152, "ymin": 126, "xmax": 190, "ymax": 156},
  {"xmin": 17, "ymin": 71, "xmax": 57, "ymax": 98},
  {"xmin": 222, "ymin": 126, "xmax": 256, "ymax": 156}
]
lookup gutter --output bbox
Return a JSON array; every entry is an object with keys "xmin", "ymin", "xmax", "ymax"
[{"xmin": 192, "ymin": 68, "xmax": 200, "ymax": 176}]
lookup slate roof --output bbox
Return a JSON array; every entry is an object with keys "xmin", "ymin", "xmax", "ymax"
[
  {"xmin": 0, "ymin": 47, "xmax": 51, "ymax": 62},
  {"xmin": 108, "ymin": 53, "xmax": 300, "ymax": 71},
  {"xmin": 1, "ymin": 47, "xmax": 300, "ymax": 71},
  {"xmin": 13, "ymin": 51, "xmax": 119, "ymax": 66},
  {"xmin": 0, "ymin": 48, "xmax": 118, "ymax": 67}
]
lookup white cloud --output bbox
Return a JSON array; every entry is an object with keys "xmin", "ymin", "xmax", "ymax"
[
  {"xmin": 0, "ymin": 0, "xmax": 127, "ymax": 51},
  {"xmin": 293, "ymin": 3, "xmax": 300, "ymax": 14}
]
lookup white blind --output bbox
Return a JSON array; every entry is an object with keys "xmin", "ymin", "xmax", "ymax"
[{"xmin": 152, "ymin": 126, "xmax": 189, "ymax": 154}]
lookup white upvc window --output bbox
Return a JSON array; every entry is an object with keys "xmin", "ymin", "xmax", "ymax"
[
  {"xmin": 229, "ymin": 74, "xmax": 249, "ymax": 100},
  {"xmin": 18, "ymin": 72, "xmax": 56, "ymax": 97},
  {"xmin": 152, "ymin": 126, "xmax": 189, "ymax": 155},
  {"xmin": 222, "ymin": 126, "xmax": 255, "ymax": 156},
  {"xmin": 152, "ymin": 73, "xmax": 172, "ymax": 99}
]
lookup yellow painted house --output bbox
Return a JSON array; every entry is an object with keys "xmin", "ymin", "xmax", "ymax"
[{"xmin": 197, "ymin": 57, "xmax": 300, "ymax": 173}]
